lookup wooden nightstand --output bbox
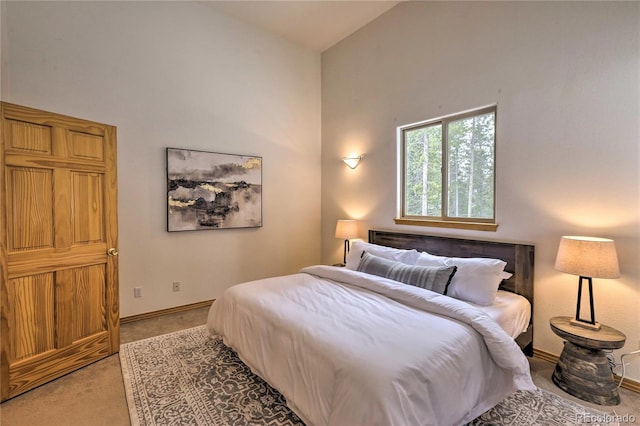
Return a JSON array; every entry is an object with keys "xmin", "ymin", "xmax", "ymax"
[{"xmin": 550, "ymin": 316, "xmax": 626, "ymax": 405}]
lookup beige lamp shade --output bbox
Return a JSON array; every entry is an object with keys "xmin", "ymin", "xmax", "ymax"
[
  {"xmin": 554, "ymin": 236, "xmax": 620, "ymax": 279},
  {"xmin": 335, "ymin": 220, "xmax": 358, "ymax": 240}
]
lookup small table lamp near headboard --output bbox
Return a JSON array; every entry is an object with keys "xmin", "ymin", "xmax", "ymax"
[{"xmin": 554, "ymin": 236, "xmax": 620, "ymax": 331}]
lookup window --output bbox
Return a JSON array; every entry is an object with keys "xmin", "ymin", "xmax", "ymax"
[{"xmin": 396, "ymin": 106, "xmax": 497, "ymax": 231}]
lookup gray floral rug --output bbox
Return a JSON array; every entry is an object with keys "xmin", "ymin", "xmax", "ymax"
[{"xmin": 120, "ymin": 326, "xmax": 616, "ymax": 426}]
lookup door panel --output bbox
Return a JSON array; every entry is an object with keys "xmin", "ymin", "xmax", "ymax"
[
  {"xmin": 6, "ymin": 120, "xmax": 52, "ymax": 154},
  {"xmin": 70, "ymin": 131, "xmax": 104, "ymax": 161},
  {"xmin": 72, "ymin": 172, "xmax": 105, "ymax": 244},
  {"xmin": 1, "ymin": 102, "xmax": 118, "ymax": 401},
  {"xmin": 7, "ymin": 167, "xmax": 54, "ymax": 251},
  {"xmin": 7, "ymin": 273, "xmax": 55, "ymax": 361},
  {"xmin": 72, "ymin": 265, "xmax": 107, "ymax": 340}
]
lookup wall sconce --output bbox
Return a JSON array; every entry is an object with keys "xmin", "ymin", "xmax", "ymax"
[
  {"xmin": 342, "ymin": 154, "xmax": 362, "ymax": 169},
  {"xmin": 554, "ymin": 236, "xmax": 620, "ymax": 330}
]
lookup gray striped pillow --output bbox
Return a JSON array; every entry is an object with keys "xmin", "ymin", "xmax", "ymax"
[{"xmin": 357, "ymin": 251, "xmax": 457, "ymax": 295}]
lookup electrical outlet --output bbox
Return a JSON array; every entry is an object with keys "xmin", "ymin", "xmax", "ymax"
[
  {"xmin": 172, "ymin": 282, "xmax": 181, "ymax": 292},
  {"xmin": 134, "ymin": 287, "xmax": 142, "ymax": 298}
]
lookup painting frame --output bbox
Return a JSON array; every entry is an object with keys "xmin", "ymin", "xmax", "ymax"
[{"xmin": 166, "ymin": 147, "xmax": 262, "ymax": 232}]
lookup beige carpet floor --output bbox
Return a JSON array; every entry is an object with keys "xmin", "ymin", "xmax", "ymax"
[{"xmin": 1, "ymin": 306, "xmax": 638, "ymax": 426}]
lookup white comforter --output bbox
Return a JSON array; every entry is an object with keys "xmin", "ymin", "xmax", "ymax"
[{"xmin": 207, "ymin": 265, "xmax": 535, "ymax": 426}]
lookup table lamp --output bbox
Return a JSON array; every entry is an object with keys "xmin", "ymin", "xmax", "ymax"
[
  {"xmin": 335, "ymin": 220, "xmax": 358, "ymax": 265},
  {"xmin": 554, "ymin": 236, "xmax": 620, "ymax": 331}
]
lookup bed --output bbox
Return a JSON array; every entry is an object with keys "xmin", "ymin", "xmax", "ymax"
[
  {"xmin": 207, "ymin": 230, "xmax": 536, "ymax": 426},
  {"xmin": 367, "ymin": 230, "xmax": 535, "ymax": 356}
]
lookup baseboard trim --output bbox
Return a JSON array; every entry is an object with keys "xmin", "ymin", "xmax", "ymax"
[
  {"xmin": 120, "ymin": 300, "xmax": 214, "ymax": 325},
  {"xmin": 534, "ymin": 347, "xmax": 640, "ymax": 394},
  {"xmin": 533, "ymin": 347, "xmax": 559, "ymax": 364}
]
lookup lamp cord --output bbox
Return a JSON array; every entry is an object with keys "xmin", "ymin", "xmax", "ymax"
[{"xmin": 616, "ymin": 350, "xmax": 640, "ymax": 389}]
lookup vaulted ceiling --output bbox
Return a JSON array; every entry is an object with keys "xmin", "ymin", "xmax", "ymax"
[{"xmin": 203, "ymin": 1, "xmax": 401, "ymax": 52}]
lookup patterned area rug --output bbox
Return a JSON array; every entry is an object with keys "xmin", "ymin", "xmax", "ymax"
[{"xmin": 120, "ymin": 325, "xmax": 616, "ymax": 426}]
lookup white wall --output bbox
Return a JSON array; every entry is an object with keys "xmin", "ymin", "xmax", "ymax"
[
  {"xmin": 2, "ymin": 1, "xmax": 322, "ymax": 317},
  {"xmin": 322, "ymin": 2, "xmax": 640, "ymax": 381}
]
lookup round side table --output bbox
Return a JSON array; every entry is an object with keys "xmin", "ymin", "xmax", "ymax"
[{"xmin": 550, "ymin": 316, "xmax": 626, "ymax": 405}]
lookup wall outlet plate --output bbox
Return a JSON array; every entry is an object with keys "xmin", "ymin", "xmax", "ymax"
[
  {"xmin": 134, "ymin": 287, "xmax": 142, "ymax": 298},
  {"xmin": 172, "ymin": 282, "xmax": 181, "ymax": 292}
]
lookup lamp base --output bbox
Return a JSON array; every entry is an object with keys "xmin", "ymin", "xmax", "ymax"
[{"xmin": 570, "ymin": 318, "xmax": 601, "ymax": 331}]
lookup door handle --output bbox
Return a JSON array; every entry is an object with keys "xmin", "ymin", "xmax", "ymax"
[{"xmin": 107, "ymin": 248, "xmax": 119, "ymax": 257}]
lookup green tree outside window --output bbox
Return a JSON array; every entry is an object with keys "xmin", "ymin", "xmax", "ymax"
[{"xmin": 401, "ymin": 106, "xmax": 496, "ymax": 225}]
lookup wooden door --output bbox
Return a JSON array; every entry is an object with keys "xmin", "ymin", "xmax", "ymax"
[{"xmin": 0, "ymin": 102, "xmax": 119, "ymax": 401}]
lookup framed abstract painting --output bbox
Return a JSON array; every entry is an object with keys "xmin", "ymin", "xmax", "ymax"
[{"xmin": 166, "ymin": 148, "xmax": 262, "ymax": 231}]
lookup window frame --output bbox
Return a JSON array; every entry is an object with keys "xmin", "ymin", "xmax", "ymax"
[{"xmin": 396, "ymin": 105, "xmax": 498, "ymax": 231}]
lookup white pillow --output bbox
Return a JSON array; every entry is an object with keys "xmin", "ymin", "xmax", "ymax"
[
  {"xmin": 415, "ymin": 252, "xmax": 509, "ymax": 306},
  {"xmin": 346, "ymin": 241, "xmax": 420, "ymax": 271}
]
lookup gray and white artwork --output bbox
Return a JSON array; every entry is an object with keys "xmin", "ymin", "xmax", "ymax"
[{"xmin": 167, "ymin": 148, "xmax": 262, "ymax": 231}]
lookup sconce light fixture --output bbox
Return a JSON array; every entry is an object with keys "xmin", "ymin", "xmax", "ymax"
[
  {"xmin": 342, "ymin": 154, "xmax": 362, "ymax": 169},
  {"xmin": 554, "ymin": 235, "xmax": 620, "ymax": 330}
]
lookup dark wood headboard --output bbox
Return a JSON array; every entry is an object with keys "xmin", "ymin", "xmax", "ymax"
[{"xmin": 369, "ymin": 229, "xmax": 535, "ymax": 355}]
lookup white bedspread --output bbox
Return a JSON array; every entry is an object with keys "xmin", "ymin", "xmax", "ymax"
[{"xmin": 207, "ymin": 265, "xmax": 535, "ymax": 426}]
